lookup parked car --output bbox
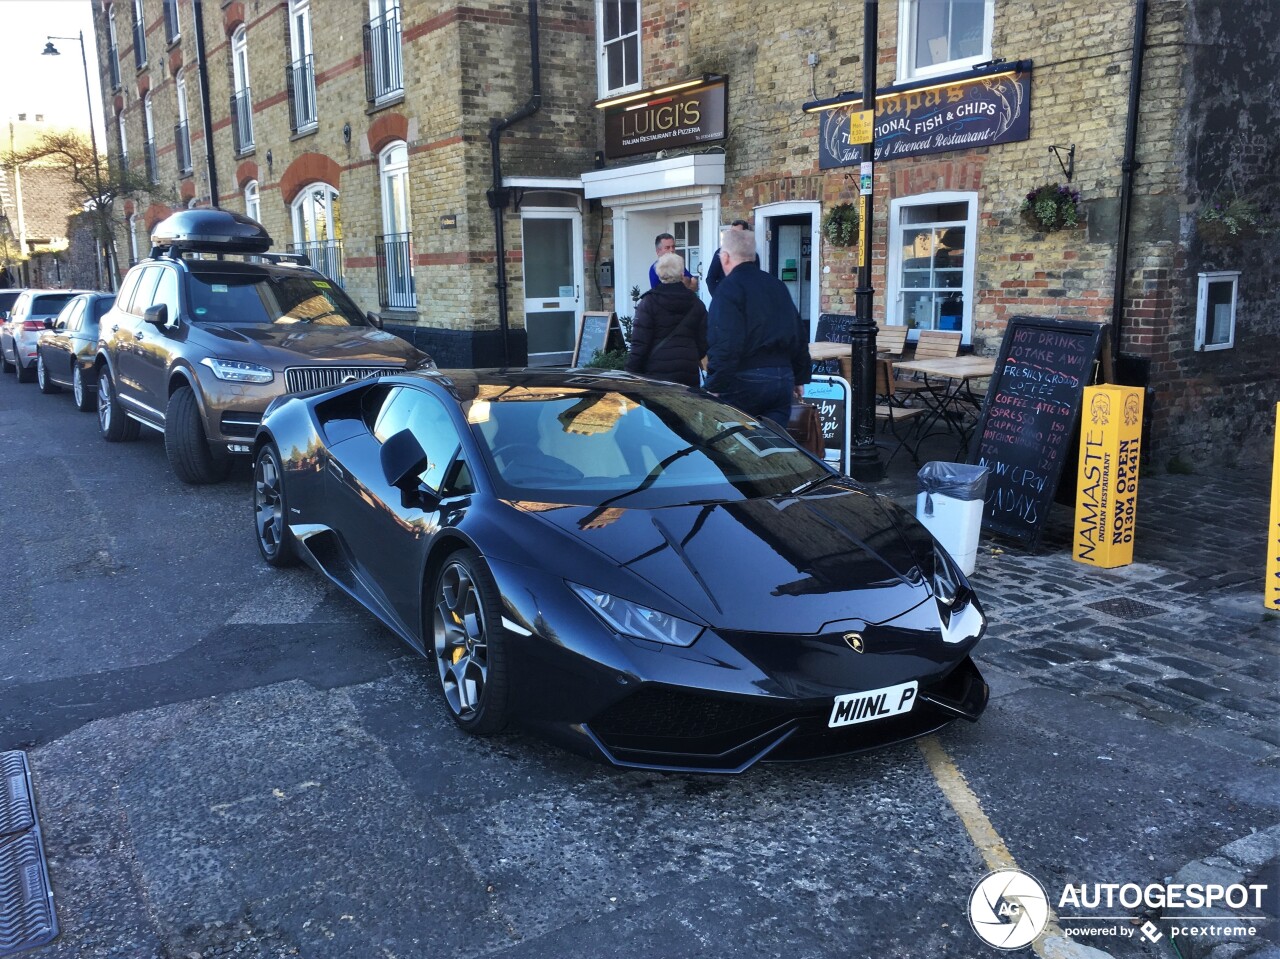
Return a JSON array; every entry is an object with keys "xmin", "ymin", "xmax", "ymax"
[
  {"xmin": 253, "ymin": 368, "xmax": 989, "ymax": 773},
  {"xmin": 0, "ymin": 288, "xmax": 26, "ymax": 323},
  {"xmin": 2, "ymin": 289, "xmax": 89, "ymax": 384},
  {"xmin": 36, "ymin": 292, "xmax": 117, "ymax": 411},
  {"xmin": 96, "ymin": 209, "xmax": 434, "ymax": 484}
]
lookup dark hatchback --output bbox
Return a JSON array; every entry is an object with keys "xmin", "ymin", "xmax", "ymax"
[
  {"xmin": 253, "ymin": 369, "xmax": 989, "ymax": 773},
  {"xmin": 37, "ymin": 292, "xmax": 117, "ymax": 411}
]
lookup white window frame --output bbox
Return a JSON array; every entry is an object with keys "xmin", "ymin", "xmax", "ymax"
[
  {"xmin": 232, "ymin": 26, "xmax": 251, "ymax": 95},
  {"xmin": 291, "ymin": 182, "xmax": 340, "ymax": 244},
  {"xmin": 118, "ymin": 110, "xmax": 129, "ymax": 166},
  {"xmin": 164, "ymin": 0, "xmax": 181, "ymax": 42},
  {"xmin": 1194, "ymin": 270, "xmax": 1239, "ymax": 351},
  {"xmin": 367, "ymin": 0, "xmax": 404, "ymax": 102},
  {"xmin": 289, "ymin": 0, "xmax": 314, "ymax": 64},
  {"xmin": 107, "ymin": 4, "xmax": 121, "ymax": 81},
  {"xmin": 132, "ymin": 0, "xmax": 148, "ymax": 66},
  {"xmin": 244, "ymin": 179, "xmax": 260, "ymax": 223},
  {"xmin": 175, "ymin": 69, "xmax": 188, "ymax": 125},
  {"xmin": 379, "ymin": 142, "xmax": 412, "ymax": 236},
  {"xmin": 128, "ymin": 213, "xmax": 140, "ymax": 264},
  {"xmin": 596, "ymin": 0, "xmax": 641, "ymax": 99},
  {"xmin": 896, "ymin": 0, "xmax": 994, "ymax": 82},
  {"xmin": 885, "ymin": 190, "xmax": 977, "ymax": 344},
  {"xmin": 143, "ymin": 91, "xmax": 154, "ymax": 144}
]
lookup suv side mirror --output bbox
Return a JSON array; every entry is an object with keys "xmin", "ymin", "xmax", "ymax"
[
  {"xmin": 143, "ymin": 304, "xmax": 169, "ymax": 327},
  {"xmin": 366, "ymin": 311, "xmax": 384, "ymax": 330}
]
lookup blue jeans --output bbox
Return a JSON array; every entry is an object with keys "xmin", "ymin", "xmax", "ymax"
[{"xmin": 718, "ymin": 367, "xmax": 793, "ymax": 427}]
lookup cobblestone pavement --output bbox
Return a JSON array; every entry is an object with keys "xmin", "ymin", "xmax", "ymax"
[{"xmin": 871, "ymin": 438, "xmax": 1279, "ymax": 958}]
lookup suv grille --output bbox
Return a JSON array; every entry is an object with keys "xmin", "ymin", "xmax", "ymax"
[{"xmin": 284, "ymin": 366, "xmax": 395, "ymax": 393}]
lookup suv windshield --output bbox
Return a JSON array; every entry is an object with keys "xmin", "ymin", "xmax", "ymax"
[{"xmin": 186, "ymin": 269, "xmax": 368, "ymax": 327}]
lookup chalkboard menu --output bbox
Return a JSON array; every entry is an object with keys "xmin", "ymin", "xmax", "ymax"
[
  {"xmin": 969, "ymin": 316, "xmax": 1106, "ymax": 545},
  {"xmin": 572, "ymin": 312, "xmax": 625, "ymax": 366}
]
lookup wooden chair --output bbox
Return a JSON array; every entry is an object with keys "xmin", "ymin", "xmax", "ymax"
[
  {"xmin": 875, "ymin": 359, "xmax": 926, "ymax": 464},
  {"xmin": 893, "ymin": 328, "xmax": 963, "ymax": 401},
  {"xmin": 875, "ymin": 325, "xmax": 908, "ymax": 357}
]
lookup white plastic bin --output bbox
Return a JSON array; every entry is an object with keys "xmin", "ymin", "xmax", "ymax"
[{"xmin": 916, "ymin": 462, "xmax": 989, "ymax": 576}]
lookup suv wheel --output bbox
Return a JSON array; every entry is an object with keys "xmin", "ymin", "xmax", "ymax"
[
  {"xmin": 164, "ymin": 385, "xmax": 232, "ymax": 485},
  {"xmin": 98, "ymin": 367, "xmax": 141, "ymax": 442},
  {"xmin": 37, "ymin": 354, "xmax": 60, "ymax": 394}
]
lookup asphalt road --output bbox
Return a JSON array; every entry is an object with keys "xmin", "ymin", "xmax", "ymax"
[{"xmin": 0, "ymin": 369, "xmax": 1275, "ymax": 959}]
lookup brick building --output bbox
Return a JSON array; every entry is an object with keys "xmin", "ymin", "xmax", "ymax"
[{"xmin": 92, "ymin": 0, "xmax": 1277, "ymax": 464}]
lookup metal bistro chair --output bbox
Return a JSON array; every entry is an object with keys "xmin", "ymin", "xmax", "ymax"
[
  {"xmin": 874, "ymin": 359, "xmax": 927, "ymax": 465},
  {"xmin": 892, "ymin": 328, "xmax": 962, "ymax": 403}
]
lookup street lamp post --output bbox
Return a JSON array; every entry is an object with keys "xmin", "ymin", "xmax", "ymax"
[{"xmin": 43, "ymin": 31, "xmax": 107, "ymax": 291}]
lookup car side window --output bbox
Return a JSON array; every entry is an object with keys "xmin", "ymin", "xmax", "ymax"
[
  {"xmin": 115, "ymin": 271, "xmax": 142, "ymax": 313},
  {"xmin": 127, "ymin": 267, "xmax": 162, "ymax": 316},
  {"xmin": 62, "ymin": 300, "xmax": 86, "ymax": 332},
  {"xmin": 153, "ymin": 268, "xmax": 181, "ymax": 324},
  {"xmin": 372, "ymin": 388, "xmax": 463, "ymax": 493}
]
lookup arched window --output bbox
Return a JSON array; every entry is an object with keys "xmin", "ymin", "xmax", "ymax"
[
  {"xmin": 244, "ymin": 180, "xmax": 260, "ymax": 223},
  {"xmin": 175, "ymin": 68, "xmax": 192, "ymax": 175},
  {"xmin": 231, "ymin": 26, "xmax": 253, "ymax": 152},
  {"xmin": 128, "ymin": 213, "xmax": 140, "ymax": 264},
  {"xmin": 142, "ymin": 92, "xmax": 157, "ymax": 182},
  {"xmin": 377, "ymin": 141, "xmax": 414, "ymax": 309},
  {"xmin": 290, "ymin": 183, "xmax": 343, "ymax": 284},
  {"xmin": 106, "ymin": 4, "xmax": 121, "ymax": 89},
  {"xmin": 117, "ymin": 109, "xmax": 128, "ymax": 167}
]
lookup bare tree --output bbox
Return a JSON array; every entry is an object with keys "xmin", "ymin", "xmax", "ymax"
[{"xmin": 2, "ymin": 129, "xmax": 162, "ymax": 289}]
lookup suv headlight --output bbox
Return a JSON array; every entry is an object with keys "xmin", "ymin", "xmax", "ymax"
[
  {"xmin": 568, "ymin": 583, "xmax": 704, "ymax": 647},
  {"xmin": 200, "ymin": 357, "xmax": 274, "ymax": 384}
]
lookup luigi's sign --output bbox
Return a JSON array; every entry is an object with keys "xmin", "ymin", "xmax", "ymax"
[{"xmin": 602, "ymin": 77, "xmax": 728, "ymax": 159}]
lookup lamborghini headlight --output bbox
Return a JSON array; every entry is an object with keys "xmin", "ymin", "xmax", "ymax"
[
  {"xmin": 568, "ymin": 583, "xmax": 704, "ymax": 647},
  {"xmin": 933, "ymin": 544, "xmax": 985, "ymax": 645}
]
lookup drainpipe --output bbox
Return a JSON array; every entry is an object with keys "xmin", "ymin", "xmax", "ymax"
[
  {"xmin": 488, "ymin": 0, "xmax": 541, "ymax": 367},
  {"xmin": 192, "ymin": 0, "xmax": 220, "ymax": 207},
  {"xmin": 1110, "ymin": 0, "xmax": 1147, "ymax": 355}
]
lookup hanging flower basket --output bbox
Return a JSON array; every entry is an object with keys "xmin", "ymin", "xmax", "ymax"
[
  {"xmin": 1197, "ymin": 195, "xmax": 1260, "ymax": 245},
  {"xmin": 821, "ymin": 202, "xmax": 860, "ymax": 247},
  {"xmin": 1020, "ymin": 183, "xmax": 1083, "ymax": 232}
]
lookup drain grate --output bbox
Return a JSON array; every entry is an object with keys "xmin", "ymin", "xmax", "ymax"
[
  {"xmin": 1086, "ymin": 597, "xmax": 1166, "ymax": 620},
  {"xmin": 0, "ymin": 752, "xmax": 57, "ymax": 957}
]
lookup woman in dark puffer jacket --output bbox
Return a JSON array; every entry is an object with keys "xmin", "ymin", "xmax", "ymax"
[{"xmin": 625, "ymin": 253, "xmax": 708, "ymax": 388}]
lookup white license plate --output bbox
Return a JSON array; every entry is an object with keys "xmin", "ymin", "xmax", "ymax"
[{"xmin": 828, "ymin": 681, "xmax": 918, "ymax": 728}]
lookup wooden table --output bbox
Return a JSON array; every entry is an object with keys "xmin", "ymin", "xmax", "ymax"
[{"xmin": 890, "ymin": 355, "xmax": 995, "ymax": 456}]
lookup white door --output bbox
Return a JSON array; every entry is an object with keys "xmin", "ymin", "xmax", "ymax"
[{"xmin": 522, "ymin": 211, "xmax": 583, "ymax": 366}]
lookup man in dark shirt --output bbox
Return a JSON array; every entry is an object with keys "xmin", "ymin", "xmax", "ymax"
[
  {"xmin": 704, "ymin": 227, "xmax": 811, "ymax": 427},
  {"xmin": 705, "ymin": 219, "xmax": 754, "ymax": 296},
  {"xmin": 648, "ymin": 233, "xmax": 698, "ymax": 292}
]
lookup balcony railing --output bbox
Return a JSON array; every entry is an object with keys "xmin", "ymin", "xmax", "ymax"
[
  {"xmin": 287, "ymin": 55, "xmax": 317, "ymax": 133},
  {"xmin": 363, "ymin": 9, "xmax": 403, "ymax": 103},
  {"xmin": 132, "ymin": 19, "xmax": 147, "ymax": 69},
  {"xmin": 288, "ymin": 240, "xmax": 344, "ymax": 287},
  {"xmin": 175, "ymin": 121, "xmax": 191, "ymax": 175},
  {"xmin": 375, "ymin": 233, "xmax": 416, "ymax": 310},
  {"xmin": 144, "ymin": 138, "xmax": 158, "ymax": 183},
  {"xmin": 163, "ymin": 0, "xmax": 180, "ymax": 42},
  {"xmin": 108, "ymin": 48, "xmax": 121, "ymax": 90},
  {"xmin": 230, "ymin": 89, "xmax": 254, "ymax": 154}
]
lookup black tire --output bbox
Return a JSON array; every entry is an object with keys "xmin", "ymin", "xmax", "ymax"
[
  {"xmin": 73, "ymin": 365, "xmax": 95, "ymax": 412},
  {"xmin": 252, "ymin": 443, "xmax": 300, "ymax": 568},
  {"xmin": 97, "ymin": 367, "xmax": 141, "ymax": 442},
  {"xmin": 15, "ymin": 352, "xmax": 35, "ymax": 384},
  {"xmin": 36, "ymin": 354, "xmax": 60, "ymax": 394},
  {"xmin": 164, "ymin": 385, "xmax": 232, "ymax": 485},
  {"xmin": 430, "ymin": 549, "xmax": 510, "ymax": 735}
]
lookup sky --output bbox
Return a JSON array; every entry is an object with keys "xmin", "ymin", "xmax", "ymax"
[{"xmin": 0, "ymin": 0, "xmax": 106, "ymax": 144}]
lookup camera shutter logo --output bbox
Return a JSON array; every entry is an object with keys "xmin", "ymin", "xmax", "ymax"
[{"xmin": 968, "ymin": 869, "xmax": 1050, "ymax": 950}]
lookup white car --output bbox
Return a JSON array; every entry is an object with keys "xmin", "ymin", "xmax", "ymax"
[{"xmin": 1, "ymin": 289, "xmax": 89, "ymax": 383}]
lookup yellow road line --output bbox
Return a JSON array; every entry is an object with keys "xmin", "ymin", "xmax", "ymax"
[{"xmin": 918, "ymin": 735, "xmax": 1106, "ymax": 959}]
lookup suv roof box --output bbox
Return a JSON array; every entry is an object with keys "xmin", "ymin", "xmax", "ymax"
[{"xmin": 150, "ymin": 209, "xmax": 273, "ymax": 255}]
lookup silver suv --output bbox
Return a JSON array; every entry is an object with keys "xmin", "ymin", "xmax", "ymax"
[{"xmin": 96, "ymin": 209, "xmax": 434, "ymax": 484}]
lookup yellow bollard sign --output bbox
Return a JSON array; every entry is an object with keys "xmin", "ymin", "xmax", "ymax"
[
  {"xmin": 1267, "ymin": 404, "xmax": 1280, "ymax": 609},
  {"xmin": 1073, "ymin": 385, "xmax": 1144, "ymax": 568}
]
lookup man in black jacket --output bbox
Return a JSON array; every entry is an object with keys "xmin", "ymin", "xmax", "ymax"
[
  {"xmin": 704, "ymin": 227, "xmax": 811, "ymax": 426},
  {"xmin": 705, "ymin": 219, "xmax": 753, "ymax": 296}
]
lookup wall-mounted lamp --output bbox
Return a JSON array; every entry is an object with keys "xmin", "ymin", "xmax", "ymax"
[
  {"xmin": 1049, "ymin": 144, "xmax": 1076, "ymax": 182},
  {"xmin": 266, "ymin": 149, "xmax": 273, "ymax": 174},
  {"xmin": 802, "ymin": 92, "xmax": 862, "ymax": 114},
  {"xmin": 342, "ymin": 123, "xmax": 351, "ymax": 144}
]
